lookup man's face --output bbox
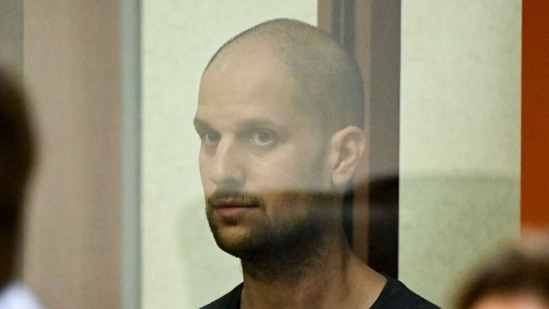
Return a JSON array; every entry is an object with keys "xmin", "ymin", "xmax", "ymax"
[{"xmin": 194, "ymin": 43, "xmax": 338, "ymax": 260}]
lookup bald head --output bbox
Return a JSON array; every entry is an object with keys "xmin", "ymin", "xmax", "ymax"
[{"xmin": 203, "ymin": 19, "xmax": 365, "ymax": 133}]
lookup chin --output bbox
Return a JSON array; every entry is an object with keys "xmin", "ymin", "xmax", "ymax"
[
  {"xmin": 208, "ymin": 223, "xmax": 253, "ymax": 257},
  {"xmin": 213, "ymin": 232, "xmax": 254, "ymax": 259},
  {"xmin": 211, "ymin": 223, "xmax": 281, "ymax": 261}
]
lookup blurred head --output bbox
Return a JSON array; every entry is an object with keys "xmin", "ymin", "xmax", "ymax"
[
  {"xmin": 0, "ymin": 68, "xmax": 35, "ymax": 287},
  {"xmin": 456, "ymin": 240, "xmax": 549, "ymax": 309},
  {"xmin": 194, "ymin": 19, "xmax": 366, "ymax": 265}
]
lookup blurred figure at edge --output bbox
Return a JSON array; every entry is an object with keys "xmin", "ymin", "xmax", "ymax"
[
  {"xmin": 456, "ymin": 234, "xmax": 549, "ymax": 309},
  {"xmin": 0, "ymin": 67, "xmax": 43, "ymax": 308}
]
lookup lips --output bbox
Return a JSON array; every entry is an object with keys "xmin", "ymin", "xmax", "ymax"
[
  {"xmin": 212, "ymin": 197, "xmax": 257, "ymax": 209},
  {"xmin": 212, "ymin": 201, "xmax": 257, "ymax": 219},
  {"xmin": 207, "ymin": 193, "xmax": 262, "ymax": 217}
]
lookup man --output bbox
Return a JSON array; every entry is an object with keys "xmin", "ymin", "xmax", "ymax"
[
  {"xmin": 0, "ymin": 68, "xmax": 42, "ymax": 308},
  {"xmin": 194, "ymin": 19, "xmax": 439, "ymax": 309}
]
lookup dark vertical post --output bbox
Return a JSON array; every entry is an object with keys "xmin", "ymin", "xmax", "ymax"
[
  {"xmin": 331, "ymin": 0, "xmax": 355, "ymax": 53},
  {"xmin": 319, "ymin": 0, "xmax": 401, "ymax": 278},
  {"xmin": 365, "ymin": 0, "xmax": 400, "ymax": 278},
  {"xmin": 326, "ymin": 0, "xmax": 360, "ymax": 253}
]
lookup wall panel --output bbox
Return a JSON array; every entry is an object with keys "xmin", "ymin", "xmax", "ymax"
[
  {"xmin": 23, "ymin": 2, "xmax": 122, "ymax": 308},
  {"xmin": 400, "ymin": 1, "xmax": 521, "ymax": 307}
]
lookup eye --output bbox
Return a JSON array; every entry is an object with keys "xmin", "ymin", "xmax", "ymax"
[
  {"xmin": 200, "ymin": 131, "xmax": 221, "ymax": 146},
  {"xmin": 249, "ymin": 130, "xmax": 275, "ymax": 147}
]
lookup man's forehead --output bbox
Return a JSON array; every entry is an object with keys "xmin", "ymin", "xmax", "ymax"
[
  {"xmin": 200, "ymin": 41, "xmax": 294, "ymax": 103},
  {"xmin": 205, "ymin": 36, "xmax": 286, "ymax": 75},
  {"xmin": 195, "ymin": 81, "xmax": 317, "ymax": 136},
  {"xmin": 195, "ymin": 90, "xmax": 301, "ymax": 123},
  {"xmin": 197, "ymin": 36, "xmax": 327, "ymax": 133}
]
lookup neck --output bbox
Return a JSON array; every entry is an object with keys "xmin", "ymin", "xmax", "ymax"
[{"xmin": 240, "ymin": 239, "xmax": 386, "ymax": 309}]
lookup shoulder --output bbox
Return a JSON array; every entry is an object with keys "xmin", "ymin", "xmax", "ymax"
[
  {"xmin": 199, "ymin": 283, "xmax": 243, "ymax": 309},
  {"xmin": 370, "ymin": 276, "xmax": 440, "ymax": 309}
]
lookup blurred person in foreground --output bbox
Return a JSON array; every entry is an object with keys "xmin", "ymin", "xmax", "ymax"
[
  {"xmin": 0, "ymin": 68, "xmax": 42, "ymax": 308},
  {"xmin": 194, "ymin": 19, "xmax": 439, "ymax": 309},
  {"xmin": 456, "ymin": 236, "xmax": 549, "ymax": 309}
]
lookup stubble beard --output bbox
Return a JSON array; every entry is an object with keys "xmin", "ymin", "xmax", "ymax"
[{"xmin": 206, "ymin": 191, "xmax": 340, "ymax": 283}]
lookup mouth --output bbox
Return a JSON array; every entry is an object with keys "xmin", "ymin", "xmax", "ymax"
[
  {"xmin": 213, "ymin": 198, "xmax": 257, "ymax": 209},
  {"xmin": 208, "ymin": 194, "xmax": 262, "ymax": 217},
  {"xmin": 213, "ymin": 204, "xmax": 258, "ymax": 218}
]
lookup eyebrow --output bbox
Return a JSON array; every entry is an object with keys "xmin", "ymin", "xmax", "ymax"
[
  {"xmin": 239, "ymin": 118, "xmax": 286, "ymax": 130},
  {"xmin": 193, "ymin": 118, "xmax": 211, "ymax": 132},
  {"xmin": 194, "ymin": 117, "xmax": 288, "ymax": 132}
]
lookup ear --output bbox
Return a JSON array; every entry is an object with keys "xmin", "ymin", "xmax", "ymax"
[{"xmin": 327, "ymin": 126, "xmax": 366, "ymax": 189}]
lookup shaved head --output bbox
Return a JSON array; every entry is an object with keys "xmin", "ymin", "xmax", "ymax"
[
  {"xmin": 203, "ymin": 18, "xmax": 365, "ymax": 134},
  {"xmin": 195, "ymin": 19, "xmax": 370, "ymax": 287}
]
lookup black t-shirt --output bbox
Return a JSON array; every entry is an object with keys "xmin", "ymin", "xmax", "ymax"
[
  {"xmin": 199, "ymin": 276, "xmax": 440, "ymax": 309},
  {"xmin": 370, "ymin": 276, "xmax": 440, "ymax": 309},
  {"xmin": 199, "ymin": 284, "xmax": 242, "ymax": 309}
]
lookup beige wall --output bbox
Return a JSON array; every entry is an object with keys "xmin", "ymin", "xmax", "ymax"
[
  {"xmin": 399, "ymin": 1, "xmax": 521, "ymax": 307},
  {"xmin": 23, "ymin": 1, "xmax": 121, "ymax": 308},
  {"xmin": 141, "ymin": 1, "xmax": 316, "ymax": 308},
  {"xmin": 0, "ymin": 0, "xmax": 22, "ymax": 75}
]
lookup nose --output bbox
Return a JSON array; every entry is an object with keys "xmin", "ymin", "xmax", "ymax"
[{"xmin": 208, "ymin": 138, "xmax": 245, "ymax": 187}]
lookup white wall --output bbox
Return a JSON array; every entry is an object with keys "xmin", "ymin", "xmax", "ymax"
[
  {"xmin": 399, "ymin": 1, "xmax": 521, "ymax": 307},
  {"xmin": 141, "ymin": 2, "xmax": 316, "ymax": 308}
]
